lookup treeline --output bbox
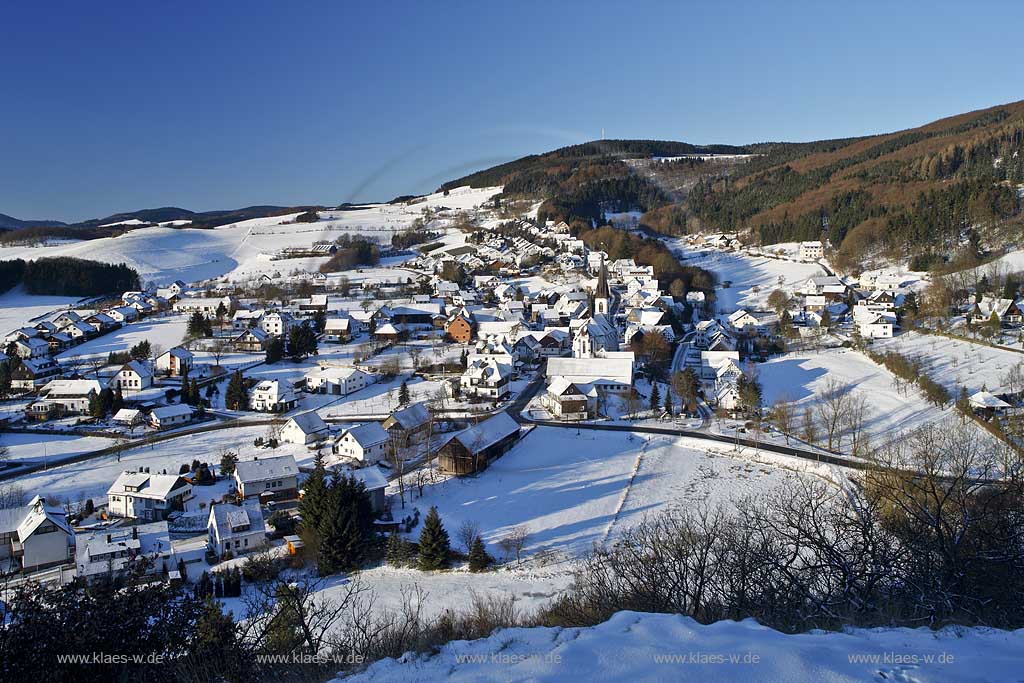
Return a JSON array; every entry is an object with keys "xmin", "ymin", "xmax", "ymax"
[
  {"xmin": 578, "ymin": 225, "xmax": 716, "ymax": 295},
  {"xmin": 0, "ymin": 257, "xmax": 140, "ymax": 296},
  {"xmin": 319, "ymin": 235, "xmax": 381, "ymax": 273},
  {"xmin": 391, "ymin": 227, "xmax": 440, "ymax": 250}
]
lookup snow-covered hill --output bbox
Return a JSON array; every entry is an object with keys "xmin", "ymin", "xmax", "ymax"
[
  {"xmin": 339, "ymin": 610, "xmax": 1023, "ymax": 683},
  {"xmin": 0, "ymin": 186, "xmax": 500, "ymax": 286}
]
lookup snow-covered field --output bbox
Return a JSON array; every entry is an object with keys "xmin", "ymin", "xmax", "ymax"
[
  {"xmin": 0, "ymin": 287, "xmax": 80, "ymax": 334},
  {"xmin": 400, "ymin": 427, "xmax": 808, "ymax": 559},
  {"xmin": 0, "ymin": 432, "xmax": 111, "ymax": 464},
  {"xmin": 758, "ymin": 349, "xmax": 962, "ymax": 443},
  {"xmin": 341, "ymin": 609, "xmax": 1024, "ymax": 683},
  {"xmin": 55, "ymin": 314, "xmax": 189, "ymax": 361},
  {"xmin": 0, "ymin": 186, "xmax": 500, "ymax": 286},
  {"xmin": 672, "ymin": 246, "xmax": 825, "ymax": 314},
  {"xmin": 872, "ymin": 330, "xmax": 1024, "ymax": 395}
]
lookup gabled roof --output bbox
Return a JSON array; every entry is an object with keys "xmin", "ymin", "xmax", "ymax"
[
  {"xmin": 0, "ymin": 495, "xmax": 71, "ymax": 538},
  {"xmin": 234, "ymin": 454, "xmax": 298, "ymax": 483},
  {"xmin": 386, "ymin": 402, "xmax": 431, "ymax": 430},
  {"xmin": 107, "ymin": 471, "xmax": 190, "ymax": 500},
  {"xmin": 441, "ymin": 412, "xmax": 519, "ymax": 455},
  {"xmin": 120, "ymin": 360, "xmax": 153, "ymax": 377},
  {"xmin": 287, "ymin": 410, "xmax": 328, "ymax": 435},
  {"xmin": 208, "ymin": 501, "xmax": 265, "ymax": 542},
  {"xmin": 342, "ymin": 422, "xmax": 390, "ymax": 448}
]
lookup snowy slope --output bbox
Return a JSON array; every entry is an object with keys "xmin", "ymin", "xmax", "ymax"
[
  {"xmin": 339, "ymin": 610, "xmax": 1023, "ymax": 683},
  {"xmin": 0, "ymin": 186, "xmax": 501, "ymax": 286}
]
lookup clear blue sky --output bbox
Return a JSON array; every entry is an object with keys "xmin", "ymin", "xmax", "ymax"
[{"xmin": 2, "ymin": 0, "xmax": 1022, "ymax": 223}]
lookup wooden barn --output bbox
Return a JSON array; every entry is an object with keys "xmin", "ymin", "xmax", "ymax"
[{"xmin": 437, "ymin": 411, "xmax": 521, "ymax": 476}]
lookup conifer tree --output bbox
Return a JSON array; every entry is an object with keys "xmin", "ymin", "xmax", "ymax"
[
  {"xmin": 417, "ymin": 506, "xmax": 450, "ymax": 570},
  {"xmin": 299, "ymin": 452, "xmax": 328, "ymax": 541},
  {"xmin": 225, "ymin": 371, "xmax": 248, "ymax": 410},
  {"xmin": 398, "ymin": 380, "xmax": 410, "ymax": 406},
  {"xmin": 468, "ymin": 536, "xmax": 492, "ymax": 572},
  {"xmin": 649, "ymin": 382, "xmax": 660, "ymax": 413},
  {"xmin": 663, "ymin": 387, "xmax": 673, "ymax": 416},
  {"xmin": 386, "ymin": 531, "xmax": 406, "ymax": 567}
]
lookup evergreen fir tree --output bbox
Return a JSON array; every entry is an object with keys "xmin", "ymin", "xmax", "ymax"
[
  {"xmin": 649, "ymin": 383, "xmax": 660, "ymax": 413},
  {"xmin": 190, "ymin": 378, "xmax": 200, "ymax": 406},
  {"xmin": 663, "ymin": 387, "xmax": 673, "ymax": 416},
  {"xmin": 225, "ymin": 371, "xmax": 248, "ymax": 410},
  {"xmin": 468, "ymin": 536, "xmax": 492, "ymax": 572},
  {"xmin": 398, "ymin": 380, "xmax": 410, "ymax": 406},
  {"xmin": 385, "ymin": 530, "xmax": 406, "ymax": 567},
  {"xmin": 298, "ymin": 452, "xmax": 328, "ymax": 541},
  {"xmin": 181, "ymin": 371, "xmax": 191, "ymax": 404},
  {"xmin": 265, "ymin": 337, "xmax": 284, "ymax": 364},
  {"xmin": 417, "ymin": 506, "xmax": 450, "ymax": 570}
]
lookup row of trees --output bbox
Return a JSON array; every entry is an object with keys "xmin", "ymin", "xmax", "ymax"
[{"xmin": 0, "ymin": 257, "xmax": 140, "ymax": 296}]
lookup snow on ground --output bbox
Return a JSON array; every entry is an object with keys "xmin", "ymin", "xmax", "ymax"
[
  {"xmin": 55, "ymin": 314, "xmax": 189, "ymax": 361},
  {"xmin": 341, "ymin": 609, "xmax": 1024, "ymax": 683},
  {"xmin": 872, "ymin": 330, "xmax": 1024, "ymax": 395},
  {"xmin": 400, "ymin": 428, "xmax": 809, "ymax": 559},
  {"xmin": 0, "ymin": 287, "xmax": 80, "ymax": 334},
  {"xmin": 0, "ymin": 432, "xmax": 112, "ymax": 464},
  {"xmin": 670, "ymin": 245, "xmax": 825, "ymax": 314},
  {"xmin": 7, "ymin": 424, "xmax": 314, "ymax": 508},
  {"xmin": 0, "ymin": 187, "xmax": 501, "ymax": 286},
  {"xmin": 759, "ymin": 349, "xmax": 963, "ymax": 443}
]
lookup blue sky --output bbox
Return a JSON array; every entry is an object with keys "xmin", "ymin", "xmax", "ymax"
[{"xmin": 2, "ymin": 1, "xmax": 1022, "ymax": 223}]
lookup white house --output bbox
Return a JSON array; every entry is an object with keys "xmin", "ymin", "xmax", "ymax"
[
  {"xmin": 323, "ymin": 317, "xmax": 352, "ymax": 342},
  {"xmin": 304, "ymin": 366, "xmax": 371, "ymax": 395},
  {"xmin": 106, "ymin": 470, "xmax": 193, "ymax": 521},
  {"xmin": 260, "ymin": 311, "xmax": 295, "ymax": 336},
  {"xmin": 0, "ymin": 495, "xmax": 74, "ymax": 573},
  {"xmin": 250, "ymin": 380, "xmax": 298, "ymax": 412},
  {"xmin": 14, "ymin": 336, "xmax": 49, "ymax": 359},
  {"xmin": 75, "ymin": 521, "xmax": 174, "ymax": 582},
  {"xmin": 233, "ymin": 454, "xmax": 299, "ymax": 500},
  {"xmin": 149, "ymin": 404, "xmax": 194, "ymax": 429},
  {"xmin": 799, "ymin": 241, "xmax": 823, "ymax": 260},
  {"xmin": 207, "ymin": 501, "xmax": 266, "ymax": 559},
  {"xmin": 460, "ymin": 358, "xmax": 512, "ymax": 399},
  {"xmin": 155, "ymin": 347, "xmax": 194, "ymax": 376},
  {"xmin": 115, "ymin": 360, "xmax": 154, "ymax": 392},
  {"xmin": 333, "ymin": 422, "xmax": 390, "ymax": 464},
  {"xmin": 857, "ymin": 313, "xmax": 894, "ymax": 339},
  {"xmin": 26, "ymin": 379, "xmax": 105, "ymax": 419},
  {"xmin": 281, "ymin": 410, "xmax": 329, "ymax": 445}
]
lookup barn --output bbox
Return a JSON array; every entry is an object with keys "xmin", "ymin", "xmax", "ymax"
[{"xmin": 437, "ymin": 411, "xmax": 520, "ymax": 476}]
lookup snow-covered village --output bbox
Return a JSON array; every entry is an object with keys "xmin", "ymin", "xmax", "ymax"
[{"xmin": 5, "ymin": 4, "xmax": 1024, "ymax": 682}]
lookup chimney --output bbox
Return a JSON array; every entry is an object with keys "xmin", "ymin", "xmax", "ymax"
[{"xmin": 106, "ymin": 534, "xmax": 111, "ymax": 543}]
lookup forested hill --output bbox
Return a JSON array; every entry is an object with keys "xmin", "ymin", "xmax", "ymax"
[
  {"xmin": 438, "ymin": 139, "xmax": 751, "ymax": 191},
  {"xmin": 443, "ymin": 102, "xmax": 1024, "ymax": 272}
]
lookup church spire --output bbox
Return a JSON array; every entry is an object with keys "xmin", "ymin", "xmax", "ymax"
[{"xmin": 596, "ymin": 256, "xmax": 610, "ymax": 300}]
